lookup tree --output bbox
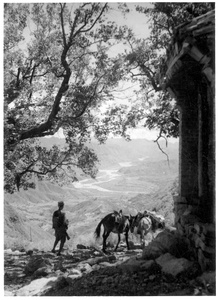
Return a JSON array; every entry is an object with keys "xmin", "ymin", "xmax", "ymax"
[
  {"xmin": 5, "ymin": 3, "xmax": 214, "ymax": 193},
  {"xmin": 101, "ymin": 3, "xmax": 214, "ymax": 150},
  {"xmin": 4, "ymin": 3, "xmax": 130, "ymax": 193}
]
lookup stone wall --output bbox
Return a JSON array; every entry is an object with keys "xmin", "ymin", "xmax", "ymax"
[
  {"xmin": 173, "ymin": 78, "xmax": 215, "ymax": 272},
  {"xmin": 174, "ymin": 195, "xmax": 215, "ymax": 271},
  {"xmin": 159, "ymin": 10, "xmax": 215, "ymax": 272}
]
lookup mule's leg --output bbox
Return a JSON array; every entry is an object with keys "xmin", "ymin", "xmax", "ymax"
[
  {"xmin": 114, "ymin": 233, "xmax": 120, "ymax": 251},
  {"xmin": 102, "ymin": 230, "xmax": 110, "ymax": 253},
  {"xmin": 125, "ymin": 232, "xmax": 130, "ymax": 250},
  {"xmin": 140, "ymin": 231, "xmax": 144, "ymax": 248}
]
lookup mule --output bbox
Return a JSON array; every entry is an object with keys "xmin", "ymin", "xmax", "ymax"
[
  {"xmin": 94, "ymin": 210, "xmax": 134, "ymax": 253},
  {"xmin": 131, "ymin": 211, "xmax": 165, "ymax": 247},
  {"xmin": 130, "ymin": 212, "xmax": 153, "ymax": 247}
]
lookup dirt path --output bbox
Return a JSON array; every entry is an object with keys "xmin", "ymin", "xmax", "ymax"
[
  {"xmin": 4, "ymin": 245, "xmax": 215, "ymax": 296},
  {"xmin": 4, "ymin": 245, "xmax": 141, "ymax": 296}
]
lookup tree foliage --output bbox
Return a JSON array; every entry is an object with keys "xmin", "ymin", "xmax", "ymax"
[
  {"xmin": 104, "ymin": 2, "xmax": 214, "ymax": 144},
  {"xmin": 4, "ymin": 3, "xmax": 130, "ymax": 193}
]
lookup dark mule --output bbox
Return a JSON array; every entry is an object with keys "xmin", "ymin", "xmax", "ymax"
[{"xmin": 94, "ymin": 210, "xmax": 134, "ymax": 253}]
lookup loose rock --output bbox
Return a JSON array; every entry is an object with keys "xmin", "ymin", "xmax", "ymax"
[{"xmin": 156, "ymin": 253, "xmax": 194, "ymax": 277}]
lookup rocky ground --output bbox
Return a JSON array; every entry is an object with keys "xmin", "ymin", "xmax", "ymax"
[{"xmin": 4, "ymin": 242, "xmax": 215, "ymax": 296}]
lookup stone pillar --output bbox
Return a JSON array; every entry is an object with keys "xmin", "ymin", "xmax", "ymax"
[
  {"xmin": 198, "ymin": 79, "xmax": 215, "ymax": 222},
  {"xmin": 173, "ymin": 81, "xmax": 215, "ymax": 272},
  {"xmin": 178, "ymin": 92, "xmax": 199, "ymax": 200}
]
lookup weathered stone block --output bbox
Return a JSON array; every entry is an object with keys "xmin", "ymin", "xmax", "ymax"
[
  {"xmin": 174, "ymin": 214, "xmax": 180, "ymax": 224},
  {"xmin": 174, "ymin": 204, "xmax": 188, "ymax": 216},
  {"xmin": 198, "ymin": 249, "xmax": 210, "ymax": 272},
  {"xmin": 196, "ymin": 271, "xmax": 216, "ymax": 288},
  {"xmin": 183, "ymin": 205, "xmax": 201, "ymax": 215},
  {"xmin": 180, "ymin": 214, "xmax": 201, "ymax": 226},
  {"xmin": 194, "ymin": 223, "xmax": 206, "ymax": 235},
  {"xmin": 156, "ymin": 253, "xmax": 194, "ymax": 277},
  {"xmin": 176, "ymin": 222, "xmax": 185, "ymax": 235},
  {"xmin": 205, "ymin": 235, "xmax": 216, "ymax": 247}
]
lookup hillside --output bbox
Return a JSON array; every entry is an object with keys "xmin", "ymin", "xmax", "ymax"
[
  {"xmin": 4, "ymin": 137, "xmax": 179, "ymax": 251},
  {"xmin": 39, "ymin": 137, "xmax": 179, "ymax": 168}
]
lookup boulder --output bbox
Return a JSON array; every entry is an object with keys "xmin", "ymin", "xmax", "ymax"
[
  {"xmin": 118, "ymin": 257, "xmax": 144, "ymax": 273},
  {"xmin": 4, "ymin": 291, "xmax": 14, "ymax": 296},
  {"xmin": 33, "ymin": 267, "xmax": 50, "ymax": 278},
  {"xmin": 68, "ymin": 268, "xmax": 82, "ymax": 277},
  {"xmin": 108, "ymin": 254, "xmax": 116, "ymax": 261},
  {"xmin": 84, "ymin": 256, "xmax": 111, "ymax": 266},
  {"xmin": 93, "ymin": 264, "xmax": 103, "ymax": 271},
  {"xmin": 142, "ymin": 229, "xmax": 192, "ymax": 260},
  {"xmin": 140, "ymin": 260, "xmax": 156, "ymax": 271},
  {"xmin": 77, "ymin": 262, "xmax": 93, "ymax": 273},
  {"xmin": 53, "ymin": 276, "xmax": 69, "ymax": 291},
  {"xmin": 54, "ymin": 259, "xmax": 66, "ymax": 272},
  {"xmin": 156, "ymin": 253, "xmax": 194, "ymax": 277},
  {"xmin": 99, "ymin": 261, "xmax": 122, "ymax": 268},
  {"xmin": 65, "ymin": 269, "xmax": 82, "ymax": 283},
  {"xmin": 66, "ymin": 273, "xmax": 82, "ymax": 284},
  {"xmin": 4, "ymin": 249, "xmax": 13, "ymax": 255},
  {"xmin": 128, "ymin": 241, "xmax": 135, "ymax": 249},
  {"xmin": 15, "ymin": 277, "xmax": 58, "ymax": 296},
  {"xmin": 76, "ymin": 244, "xmax": 87, "ymax": 249},
  {"xmin": 195, "ymin": 271, "xmax": 216, "ymax": 288},
  {"xmin": 24, "ymin": 256, "xmax": 48, "ymax": 275},
  {"xmin": 12, "ymin": 250, "xmax": 25, "ymax": 256}
]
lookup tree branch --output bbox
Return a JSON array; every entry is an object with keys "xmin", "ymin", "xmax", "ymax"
[
  {"xmin": 154, "ymin": 130, "xmax": 170, "ymax": 167},
  {"xmin": 139, "ymin": 63, "xmax": 162, "ymax": 91},
  {"xmin": 72, "ymin": 3, "xmax": 108, "ymax": 38},
  {"xmin": 60, "ymin": 3, "xmax": 67, "ymax": 47}
]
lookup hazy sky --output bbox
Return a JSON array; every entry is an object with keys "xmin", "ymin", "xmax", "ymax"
[{"xmin": 108, "ymin": 2, "xmax": 152, "ymax": 38}]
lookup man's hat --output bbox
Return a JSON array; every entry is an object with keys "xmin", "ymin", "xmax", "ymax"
[{"xmin": 58, "ymin": 201, "xmax": 64, "ymax": 207}]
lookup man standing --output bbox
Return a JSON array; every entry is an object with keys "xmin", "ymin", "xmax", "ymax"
[{"xmin": 52, "ymin": 201, "xmax": 70, "ymax": 256}]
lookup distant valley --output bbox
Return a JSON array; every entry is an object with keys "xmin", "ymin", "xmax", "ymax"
[
  {"xmin": 39, "ymin": 136, "xmax": 179, "ymax": 169},
  {"xmin": 4, "ymin": 138, "xmax": 179, "ymax": 251}
]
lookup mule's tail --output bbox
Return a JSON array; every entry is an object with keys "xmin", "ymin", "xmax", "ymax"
[{"xmin": 94, "ymin": 220, "xmax": 103, "ymax": 239}]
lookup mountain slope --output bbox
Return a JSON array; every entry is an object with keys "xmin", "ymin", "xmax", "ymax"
[
  {"xmin": 4, "ymin": 138, "xmax": 179, "ymax": 251},
  {"xmin": 40, "ymin": 137, "xmax": 179, "ymax": 168}
]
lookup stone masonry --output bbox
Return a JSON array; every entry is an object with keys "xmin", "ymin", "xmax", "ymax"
[{"xmin": 160, "ymin": 10, "xmax": 215, "ymax": 271}]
